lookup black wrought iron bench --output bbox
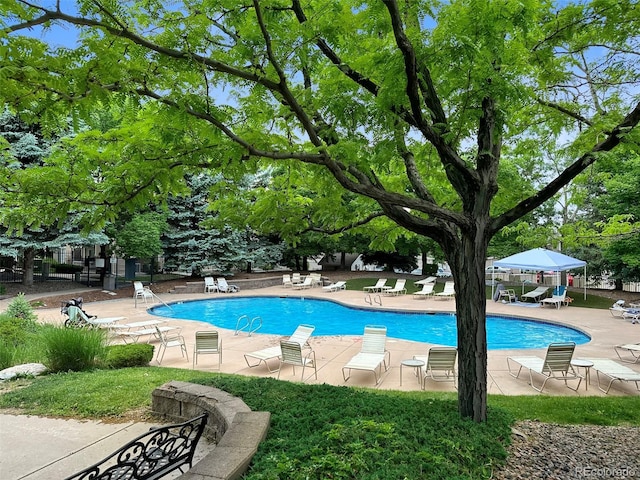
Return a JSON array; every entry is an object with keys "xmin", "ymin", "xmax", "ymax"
[{"xmin": 65, "ymin": 413, "xmax": 208, "ymax": 480}]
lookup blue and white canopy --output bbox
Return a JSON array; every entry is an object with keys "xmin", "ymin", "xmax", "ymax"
[
  {"xmin": 494, "ymin": 248, "xmax": 586, "ymax": 271},
  {"xmin": 494, "ymin": 248, "xmax": 587, "ymax": 299}
]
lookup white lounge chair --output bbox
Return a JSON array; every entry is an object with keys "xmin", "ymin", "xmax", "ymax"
[
  {"xmin": 282, "ymin": 274, "xmax": 293, "ymax": 288},
  {"xmin": 413, "ymin": 346, "xmax": 457, "ymax": 388},
  {"xmin": 520, "ymin": 286, "xmax": 549, "ymax": 302},
  {"xmin": 322, "ymin": 281, "xmax": 346, "ymax": 292},
  {"xmin": 540, "ymin": 286, "xmax": 567, "ymax": 309},
  {"xmin": 622, "ymin": 309, "xmax": 640, "ymax": 324},
  {"xmin": 342, "ymin": 325, "xmax": 390, "ymax": 385},
  {"xmin": 435, "ymin": 281, "xmax": 455, "ymax": 298},
  {"xmin": 363, "ymin": 278, "xmax": 387, "ymax": 293},
  {"xmin": 497, "ymin": 289, "xmax": 517, "ymax": 303},
  {"xmin": 614, "ymin": 343, "xmax": 640, "ymax": 364},
  {"xmin": 217, "ymin": 277, "xmax": 238, "ymax": 293},
  {"xmin": 414, "ymin": 276, "xmax": 437, "ymax": 286},
  {"xmin": 586, "ymin": 358, "xmax": 640, "ymax": 394},
  {"xmin": 308, "ymin": 272, "xmax": 323, "ymax": 287},
  {"xmin": 204, "ymin": 276, "xmax": 217, "ymax": 293},
  {"xmin": 413, "ymin": 283, "xmax": 434, "ymax": 299},
  {"xmin": 244, "ymin": 324, "xmax": 315, "ymax": 373},
  {"xmin": 118, "ymin": 324, "xmax": 180, "ymax": 344},
  {"xmin": 384, "ymin": 279, "xmax": 406, "ymax": 296},
  {"xmin": 292, "ymin": 277, "xmax": 313, "ymax": 290},
  {"xmin": 66, "ymin": 306, "xmax": 125, "ymax": 329},
  {"xmin": 193, "ymin": 331, "xmax": 222, "ymax": 369},
  {"xmin": 609, "ymin": 303, "xmax": 626, "ymax": 318},
  {"xmin": 507, "ymin": 342, "xmax": 582, "ymax": 392},
  {"xmin": 609, "ymin": 300, "xmax": 640, "ymax": 321},
  {"xmin": 288, "ymin": 324, "xmax": 315, "ymax": 348},
  {"xmin": 277, "ymin": 340, "xmax": 317, "ymax": 380},
  {"xmin": 133, "ymin": 281, "xmax": 155, "ymax": 306}
]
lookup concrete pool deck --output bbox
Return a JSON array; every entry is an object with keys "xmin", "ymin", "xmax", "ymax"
[{"xmin": 22, "ymin": 284, "xmax": 640, "ymax": 397}]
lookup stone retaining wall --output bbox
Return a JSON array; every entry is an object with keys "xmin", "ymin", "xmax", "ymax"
[
  {"xmin": 152, "ymin": 381, "xmax": 271, "ymax": 480},
  {"xmin": 169, "ymin": 276, "xmax": 283, "ymax": 294}
]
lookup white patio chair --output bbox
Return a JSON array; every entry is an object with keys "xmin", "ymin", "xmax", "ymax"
[
  {"xmin": 155, "ymin": 326, "xmax": 189, "ymax": 364},
  {"xmin": 193, "ymin": 331, "xmax": 222, "ymax": 369},
  {"xmin": 277, "ymin": 340, "xmax": 317, "ymax": 380}
]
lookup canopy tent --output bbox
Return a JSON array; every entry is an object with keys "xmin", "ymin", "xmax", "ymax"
[{"xmin": 493, "ymin": 248, "xmax": 587, "ymax": 300}]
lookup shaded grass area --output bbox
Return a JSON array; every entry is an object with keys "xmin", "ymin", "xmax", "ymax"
[
  {"xmin": 489, "ymin": 395, "xmax": 640, "ymax": 426},
  {"xmin": 344, "ymin": 277, "xmax": 614, "ymax": 309},
  {"xmin": 1, "ymin": 368, "xmax": 639, "ymax": 479}
]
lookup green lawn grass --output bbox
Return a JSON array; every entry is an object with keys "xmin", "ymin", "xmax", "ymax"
[{"xmin": 1, "ymin": 368, "xmax": 638, "ymax": 479}]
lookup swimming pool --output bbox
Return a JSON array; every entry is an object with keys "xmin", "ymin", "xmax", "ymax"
[{"xmin": 149, "ymin": 296, "xmax": 590, "ymax": 350}]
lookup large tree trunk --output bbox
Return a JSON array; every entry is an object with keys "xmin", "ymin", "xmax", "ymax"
[
  {"xmin": 446, "ymin": 235, "xmax": 489, "ymax": 422},
  {"xmin": 22, "ymin": 247, "xmax": 35, "ymax": 287}
]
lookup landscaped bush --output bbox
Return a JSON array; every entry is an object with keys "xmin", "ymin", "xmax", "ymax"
[
  {"xmin": 41, "ymin": 325, "xmax": 108, "ymax": 372},
  {"xmin": 52, "ymin": 263, "xmax": 84, "ymax": 274},
  {"xmin": 0, "ymin": 312, "xmax": 34, "ymax": 346},
  {"xmin": 5, "ymin": 293, "xmax": 39, "ymax": 324},
  {"xmin": 105, "ymin": 343, "xmax": 154, "ymax": 368},
  {"xmin": 0, "ymin": 310, "xmax": 44, "ymax": 369},
  {"xmin": 0, "ymin": 341, "xmax": 15, "ymax": 370}
]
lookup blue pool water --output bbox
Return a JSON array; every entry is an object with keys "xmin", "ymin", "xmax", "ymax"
[{"xmin": 149, "ymin": 297, "xmax": 590, "ymax": 350}]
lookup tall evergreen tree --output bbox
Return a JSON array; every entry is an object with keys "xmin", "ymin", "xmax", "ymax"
[
  {"xmin": 0, "ymin": 109, "xmax": 109, "ymax": 285},
  {"xmin": 1, "ymin": 109, "xmax": 61, "ymax": 285},
  {"xmin": 163, "ymin": 173, "xmax": 284, "ymax": 275}
]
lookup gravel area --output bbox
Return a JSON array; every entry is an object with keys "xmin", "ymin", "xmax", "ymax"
[{"xmin": 492, "ymin": 421, "xmax": 639, "ymax": 479}]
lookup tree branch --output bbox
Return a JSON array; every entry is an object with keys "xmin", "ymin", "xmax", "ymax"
[
  {"xmin": 493, "ymin": 101, "xmax": 640, "ymax": 232},
  {"xmin": 394, "ymin": 127, "xmax": 435, "ymax": 202},
  {"xmin": 303, "ymin": 212, "xmax": 387, "ymax": 235},
  {"xmin": 5, "ymin": 2, "xmax": 283, "ymax": 91},
  {"xmin": 382, "ymin": 0, "xmax": 478, "ymax": 195},
  {"xmin": 536, "ymin": 98, "xmax": 593, "ymax": 126},
  {"xmin": 291, "ymin": 0, "xmax": 380, "ymax": 98}
]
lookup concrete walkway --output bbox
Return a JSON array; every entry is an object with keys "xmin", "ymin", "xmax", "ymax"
[
  {"xmin": 1, "ymin": 284, "xmax": 638, "ymax": 478},
  {"xmin": 0, "ymin": 414, "xmax": 212, "ymax": 479}
]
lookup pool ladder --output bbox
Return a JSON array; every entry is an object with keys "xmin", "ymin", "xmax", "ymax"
[
  {"xmin": 234, "ymin": 315, "xmax": 263, "ymax": 336},
  {"xmin": 364, "ymin": 294, "xmax": 382, "ymax": 306}
]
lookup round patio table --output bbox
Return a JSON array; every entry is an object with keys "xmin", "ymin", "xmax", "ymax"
[
  {"xmin": 571, "ymin": 359, "xmax": 594, "ymax": 390},
  {"xmin": 400, "ymin": 358, "xmax": 425, "ymax": 388}
]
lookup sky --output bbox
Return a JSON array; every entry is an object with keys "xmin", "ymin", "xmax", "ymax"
[
  {"xmin": 11, "ymin": 1, "xmax": 80, "ymax": 48},
  {"xmin": 16, "ymin": 0, "xmax": 587, "ymax": 50}
]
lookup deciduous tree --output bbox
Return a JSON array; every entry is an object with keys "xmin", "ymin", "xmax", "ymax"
[{"xmin": 1, "ymin": 0, "xmax": 639, "ymax": 421}]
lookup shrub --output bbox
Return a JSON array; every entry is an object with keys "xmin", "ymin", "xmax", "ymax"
[
  {"xmin": 0, "ymin": 341, "xmax": 15, "ymax": 370},
  {"xmin": 5, "ymin": 293, "xmax": 39, "ymax": 324},
  {"xmin": 0, "ymin": 313, "xmax": 32, "ymax": 346},
  {"xmin": 0, "ymin": 313, "xmax": 46, "ymax": 368},
  {"xmin": 41, "ymin": 325, "xmax": 108, "ymax": 372},
  {"xmin": 0, "ymin": 284, "xmax": 5, "ymax": 295},
  {"xmin": 52, "ymin": 264, "xmax": 84, "ymax": 274},
  {"xmin": 105, "ymin": 343, "xmax": 154, "ymax": 368}
]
